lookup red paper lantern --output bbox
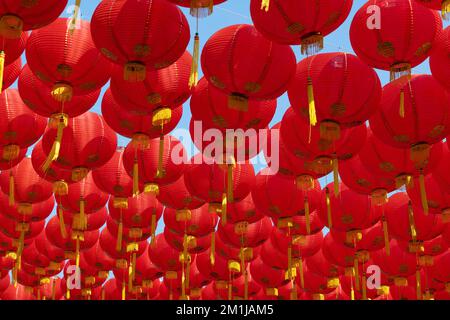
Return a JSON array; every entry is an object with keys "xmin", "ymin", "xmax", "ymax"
[
  {"xmin": 26, "ymin": 18, "xmax": 112, "ymax": 101},
  {"xmin": 0, "ymin": 192, "xmax": 54, "ymax": 223},
  {"xmin": 3, "ymin": 57, "xmax": 21, "ymax": 91},
  {"xmin": 430, "ymin": 26, "xmax": 450, "ymax": 90},
  {"xmin": 41, "ymin": 112, "xmax": 117, "ymax": 182},
  {"xmin": 250, "ymin": 0, "xmax": 352, "ymax": 54},
  {"xmin": 60, "ymin": 206, "xmax": 108, "ymax": 232},
  {"xmin": 431, "ymin": 143, "xmax": 450, "ymax": 192},
  {"xmin": 0, "ymin": 31, "xmax": 27, "ymax": 93},
  {"xmin": 217, "ymin": 217, "xmax": 272, "ymax": 249},
  {"xmin": 0, "ymin": 89, "xmax": 46, "ymax": 153},
  {"xmin": 407, "ymin": 174, "xmax": 450, "ymax": 217},
  {"xmin": 190, "ymin": 77, "xmax": 277, "ymax": 131},
  {"xmin": 250, "ymin": 256, "xmax": 287, "ymax": 291},
  {"xmin": 18, "ymin": 64, "xmax": 101, "ymax": 118},
  {"xmin": 415, "ymin": 0, "xmax": 450, "ymax": 18},
  {"xmin": 148, "ymin": 234, "xmax": 182, "ymax": 273},
  {"xmin": 91, "ymin": 0, "xmax": 190, "ymax": 81},
  {"xmin": 157, "ymin": 175, "xmax": 205, "ymax": 211},
  {"xmin": 122, "ymin": 135, "xmax": 187, "ymax": 196},
  {"xmin": 164, "ymin": 204, "xmax": 217, "ymax": 238},
  {"xmin": 201, "ymin": 24, "xmax": 296, "ymax": 110},
  {"xmin": 288, "ymin": 52, "xmax": 381, "ymax": 131},
  {"xmin": 110, "ymin": 51, "xmax": 192, "ymax": 115},
  {"xmin": 350, "ymin": 0, "xmax": 442, "ymax": 79},
  {"xmin": 222, "ymin": 193, "xmax": 265, "ymax": 225}
]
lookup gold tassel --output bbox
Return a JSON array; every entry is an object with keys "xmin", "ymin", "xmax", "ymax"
[
  {"xmin": 442, "ymin": 0, "xmax": 450, "ymax": 20},
  {"xmin": 75, "ymin": 237, "xmax": 80, "ymax": 267},
  {"xmin": 121, "ymin": 281, "xmax": 126, "ymax": 300},
  {"xmin": 79, "ymin": 199, "xmax": 87, "ymax": 231},
  {"xmin": 69, "ymin": 0, "xmax": 81, "ymax": 34},
  {"xmin": 210, "ymin": 231, "xmax": 215, "ymax": 266},
  {"xmin": 116, "ymin": 220, "xmax": 123, "ymax": 252},
  {"xmin": 132, "ymin": 160, "xmax": 139, "ymax": 197},
  {"xmin": 304, "ymin": 197, "xmax": 311, "ymax": 235},
  {"xmin": 408, "ymin": 201, "xmax": 417, "ymax": 241},
  {"xmin": 128, "ymin": 252, "xmax": 137, "ymax": 291},
  {"xmin": 101, "ymin": 288, "xmax": 105, "ymax": 300},
  {"xmin": 416, "ymin": 269, "xmax": 422, "ymax": 300},
  {"xmin": 58, "ymin": 206, "xmax": 67, "ymax": 238},
  {"xmin": 399, "ymin": 88, "xmax": 405, "ymax": 118},
  {"xmin": 66, "ymin": 288, "xmax": 70, "ymax": 300},
  {"xmin": 150, "ymin": 213, "xmax": 156, "ymax": 246},
  {"xmin": 51, "ymin": 280, "xmax": 56, "ymax": 300},
  {"xmin": 221, "ymin": 193, "xmax": 227, "ymax": 225},
  {"xmin": 332, "ymin": 158, "xmax": 339, "ymax": 197},
  {"xmin": 354, "ymin": 258, "xmax": 360, "ymax": 291},
  {"xmin": 418, "ymin": 173, "xmax": 429, "ymax": 215},
  {"xmin": 42, "ymin": 114, "xmax": 68, "ymax": 172},
  {"xmin": 307, "ymin": 76, "xmax": 317, "ymax": 127},
  {"xmin": 350, "ymin": 285, "xmax": 355, "ymax": 301},
  {"xmin": 0, "ymin": 51, "xmax": 4, "ymax": 94},
  {"xmin": 189, "ymin": 33, "xmax": 200, "ymax": 89},
  {"xmin": 16, "ymin": 231, "xmax": 25, "ymax": 271},
  {"xmin": 261, "ymin": 0, "xmax": 270, "ymax": 11},
  {"xmin": 325, "ymin": 188, "xmax": 333, "ymax": 229},
  {"xmin": 244, "ymin": 270, "xmax": 249, "ymax": 300},
  {"xmin": 362, "ymin": 274, "xmax": 367, "ymax": 300},
  {"xmin": 298, "ymin": 259, "xmax": 305, "ymax": 289},
  {"xmin": 156, "ymin": 135, "xmax": 166, "ymax": 178},
  {"xmin": 382, "ymin": 217, "xmax": 390, "ymax": 256},
  {"xmin": 8, "ymin": 171, "xmax": 14, "ymax": 206},
  {"xmin": 287, "ymin": 245, "xmax": 293, "ymax": 280},
  {"xmin": 227, "ymin": 163, "xmax": 234, "ymax": 203}
]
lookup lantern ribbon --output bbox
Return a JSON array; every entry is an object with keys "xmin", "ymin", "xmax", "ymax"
[
  {"xmin": 304, "ymin": 197, "xmax": 311, "ymax": 235},
  {"xmin": 307, "ymin": 76, "xmax": 317, "ymax": 139},
  {"xmin": 42, "ymin": 114, "xmax": 68, "ymax": 172},
  {"xmin": 79, "ymin": 199, "xmax": 87, "ymax": 231},
  {"xmin": 210, "ymin": 230, "xmax": 216, "ymax": 266},
  {"xmin": 221, "ymin": 193, "xmax": 227, "ymax": 225},
  {"xmin": 408, "ymin": 202, "xmax": 417, "ymax": 241},
  {"xmin": 325, "ymin": 188, "xmax": 333, "ymax": 228},
  {"xmin": 418, "ymin": 173, "xmax": 429, "ymax": 215},
  {"xmin": 58, "ymin": 206, "xmax": 68, "ymax": 238},
  {"xmin": 399, "ymin": 88, "xmax": 405, "ymax": 118},
  {"xmin": 0, "ymin": 51, "xmax": 4, "ymax": 94},
  {"xmin": 132, "ymin": 159, "xmax": 139, "ymax": 197}
]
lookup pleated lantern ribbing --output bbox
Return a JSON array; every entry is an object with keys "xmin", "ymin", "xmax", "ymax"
[
  {"xmin": 430, "ymin": 26, "xmax": 450, "ymax": 90},
  {"xmin": 350, "ymin": 0, "xmax": 442, "ymax": 80},
  {"xmin": 91, "ymin": 0, "xmax": 190, "ymax": 82},
  {"xmin": 250, "ymin": 0, "xmax": 353, "ymax": 55},
  {"xmin": 201, "ymin": 24, "xmax": 296, "ymax": 111}
]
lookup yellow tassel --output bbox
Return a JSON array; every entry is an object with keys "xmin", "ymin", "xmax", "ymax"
[
  {"xmin": 69, "ymin": 0, "xmax": 81, "ymax": 35},
  {"xmin": 16, "ymin": 231, "xmax": 25, "ymax": 271},
  {"xmin": 399, "ymin": 88, "xmax": 405, "ymax": 118},
  {"xmin": 58, "ymin": 206, "xmax": 67, "ymax": 238},
  {"xmin": 298, "ymin": 259, "xmax": 305, "ymax": 289},
  {"xmin": 150, "ymin": 213, "xmax": 156, "ymax": 246},
  {"xmin": 307, "ymin": 77, "xmax": 317, "ymax": 127},
  {"xmin": 132, "ymin": 160, "xmax": 139, "ymax": 197},
  {"xmin": 416, "ymin": 269, "xmax": 422, "ymax": 300},
  {"xmin": 0, "ymin": 51, "xmax": 5, "ymax": 94},
  {"xmin": 79, "ymin": 199, "xmax": 87, "ymax": 231},
  {"xmin": 382, "ymin": 217, "xmax": 390, "ymax": 256},
  {"xmin": 408, "ymin": 201, "xmax": 417, "ymax": 241},
  {"xmin": 362, "ymin": 274, "xmax": 367, "ymax": 300},
  {"xmin": 304, "ymin": 197, "xmax": 311, "ymax": 235},
  {"xmin": 116, "ymin": 221, "xmax": 123, "ymax": 252},
  {"xmin": 442, "ymin": 0, "xmax": 450, "ymax": 20},
  {"xmin": 325, "ymin": 188, "xmax": 333, "ymax": 229},
  {"xmin": 350, "ymin": 286, "xmax": 355, "ymax": 300},
  {"xmin": 8, "ymin": 171, "xmax": 14, "ymax": 206},
  {"xmin": 189, "ymin": 33, "xmax": 200, "ymax": 89},
  {"xmin": 210, "ymin": 231, "xmax": 215, "ymax": 266},
  {"xmin": 156, "ymin": 135, "xmax": 166, "ymax": 178},
  {"xmin": 124, "ymin": 62, "xmax": 146, "ymax": 82},
  {"xmin": 287, "ymin": 245, "xmax": 293, "ymax": 280},
  {"xmin": 42, "ymin": 114, "xmax": 68, "ymax": 172},
  {"xmin": 66, "ymin": 288, "xmax": 70, "ymax": 300},
  {"xmin": 221, "ymin": 193, "xmax": 227, "ymax": 225},
  {"xmin": 354, "ymin": 258, "xmax": 360, "ymax": 291},
  {"xmin": 51, "ymin": 280, "xmax": 56, "ymax": 300},
  {"xmin": 418, "ymin": 173, "xmax": 429, "ymax": 215},
  {"xmin": 128, "ymin": 252, "xmax": 137, "ymax": 291},
  {"xmin": 244, "ymin": 270, "xmax": 249, "ymax": 300},
  {"xmin": 261, "ymin": 0, "xmax": 270, "ymax": 11},
  {"xmin": 51, "ymin": 83, "xmax": 73, "ymax": 103},
  {"xmin": 75, "ymin": 237, "xmax": 80, "ymax": 268},
  {"xmin": 122, "ymin": 281, "xmax": 126, "ymax": 300},
  {"xmin": 53, "ymin": 180, "xmax": 69, "ymax": 196},
  {"xmin": 332, "ymin": 158, "xmax": 339, "ymax": 197},
  {"xmin": 227, "ymin": 163, "xmax": 234, "ymax": 203}
]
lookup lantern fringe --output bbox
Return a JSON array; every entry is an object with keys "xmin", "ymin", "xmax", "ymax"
[
  {"xmin": 390, "ymin": 63, "xmax": 411, "ymax": 81},
  {"xmin": 416, "ymin": 269, "xmax": 422, "ymax": 300},
  {"xmin": 332, "ymin": 158, "xmax": 339, "ymax": 197},
  {"xmin": 408, "ymin": 201, "xmax": 417, "ymax": 240},
  {"xmin": 132, "ymin": 160, "xmax": 139, "ymax": 197},
  {"xmin": 320, "ymin": 120, "xmax": 341, "ymax": 141},
  {"xmin": 354, "ymin": 258, "xmax": 360, "ymax": 291},
  {"xmin": 42, "ymin": 114, "xmax": 68, "ymax": 172},
  {"xmin": 156, "ymin": 135, "xmax": 166, "ymax": 178},
  {"xmin": 221, "ymin": 193, "xmax": 227, "ymax": 225},
  {"xmin": 261, "ymin": 0, "xmax": 270, "ymax": 11},
  {"xmin": 0, "ymin": 15, "xmax": 23, "ymax": 39},
  {"xmin": 307, "ymin": 77, "xmax": 317, "ymax": 141},
  {"xmin": 325, "ymin": 187, "xmax": 332, "ymax": 228},
  {"xmin": 362, "ymin": 275, "xmax": 367, "ymax": 300},
  {"xmin": 2, "ymin": 144, "xmax": 20, "ymax": 161},
  {"xmin": 75, "ymin": 237, "xmax": 80, "ymax": 267},
  {"xmin": 301, "ymin": 34, "xmax": 324, "ymax": 56},
  {"xmin": 0, "ymin": 51, "xmax": 4, "ymax": 94},
  {"xmin": 189, "ymin": 33, "xmax": 200, "ymax": 88},
  {"xmin": 304, "ymin": 197, "xmax": 311, "ymax": 235},
  {"xmin": 418, "ymin": 173, "xmax": 429, "ymax": 215},
  {"xmin": 227, "ymin": 162, "xmax": 234, "ymax": 203},
  {"xmin": 8, "ymin": 171, "xmax": 14, "ymax": 206},
  {"xmin": 399, "ymin": 88, "xmax": 405, "ymax": 118},
  {"xmin": 124, "ymin": 62, "xmax": 146, "ymax": 82},
  {"xmin": 58, "ymin": 206, "xmax": 68, "ymax": 238},
  {"xmin": 51, "ymin": 83, "xmax": 73, "ymax": 102},
  {"xmin": 116, "ymin": 221, "xmax": 123, "ymax": 252},
  {"xmin": 210, "ymin": 230, "xmax": 215, "ymax": 266},
  {"xmin": 228, "ymin": 93, "xmax": 249, "ymax": 111},
  {"xmin": 121, "ymin": 281, "xmax": 126, "ymax": 300},
  {"xmin": 79, "ymin": 200, "xmax": 87, "ymax": 230},
  {"xmin": 298, "ymin": 259, "xmax": 305, "ymax": 289}
]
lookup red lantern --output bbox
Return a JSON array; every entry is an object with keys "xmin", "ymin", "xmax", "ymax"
[
  {"xmin": 0, "ymin": 284, "xmax": 35, "ymax": 300},
  {"xmin": 164, "ymin": 228, "xmax": 212, "ymax": 255},
  {"xmin": 82, "ymin": 242, "xmax": 115, "ymax": 274},
  {"xmin": 430, "ymin": 26, "xmax": 450, "ymax": 90},
  {"xmin": 41, "ymin": 112, "xmax": 117, "ymax": 182},
  {"xmin": 0, "ymin": 157, "xmax": 53, "ymax": 209},
  {"xmin": 26, "ymin": 18, "xmax": 111, "ymax": 101},
  {"xmin": 287, "ymin": 52, "xmax": 381, "ymax": 131},
  {"xmin": 222, "ymin": 193, "xmax": 265, "ymax": 225},
  {"xmin": 251, "ymin": 168, "xmax": 321, "ymax": 234},
  {"xmin": 148, "ymin": 234, "xmax": 182, "ymax": 274},
  {"xmin": 431, "ymin": 143, "xmax": 450, "ymax": 192},
  {"xmin": 250, "ymin": 0, "xmax": 352, "ymax": 54},
  {"xmin": 250, "ymin": 256, "xmax": 287, "ymax": 292},
  {"xmin": 169, "ymin": 0, "xmax": 226, "ymax": 17},
  {"xmin": 60, "ymin": 206, "xmax": 107, "ymax": 233},
  {"xmin": 0, "ymin": 89, "xmax": 46, "ymax": 151},
  {"xmin": 164, "ymin": 204, "xmax": 217, "ymax": 238},
  {"xmin": 217, "ymin": 217, "xmax": 272, "ymax": 249},
  {"xmin": 110, "ymin": 50, "xmax": 192, "ymax": 115},
  {"xmin": 3, "ymin": 57, "xmax": 21, "ymax": 91},
  {"xmin": 91, "ymin": 0, "xmax": 190, "ymax": 81},
  {"xmin": 0, "ymin": 31, "xmax": 27, "ymax": 93},
  {"xmin": 429, "ymin": 250, "xmax": 450, "ymax": 286},
  {"xmin": 0, "ymin": 145, "xmax": 26, "ymax": 171},
  {"xmin": 122, "ymin": 135, "xmax": 187, "ymax": 197},
  {"xmin": 190, "ymin": 77, "xmax": 277, "ymax": 130},
  {"xmin": 201, "ymin": 24, "xmax": 296, "ymax": 110},
  {"xmin": 18, "ymin": 64, "xmax": 101, "ymax": 118},
  {"xmin": 157, "ymin": 175, "xmax": 205, "ymax": 211},
  {"xmin": 0, "ymin": 192, "xmax": 54, "ymax": 223},
  {"xmin": 350, "ymin": 0, "xmax": 442, "ymax": 79},
  {"xmin": 415, "ymin": 0, "xmax": 450, "ymax": 19}
]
